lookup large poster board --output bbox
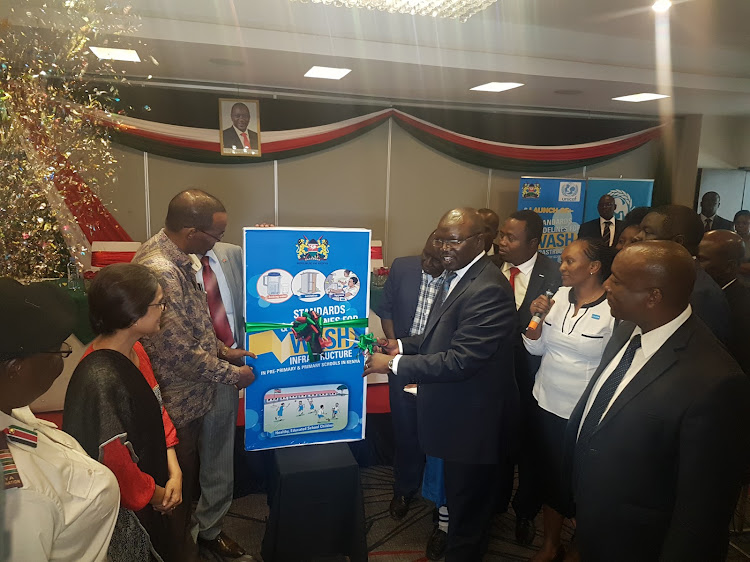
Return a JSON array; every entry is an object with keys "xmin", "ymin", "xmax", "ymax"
[
  {"xmin": 583, "ymin": 178, "xmax": 654, "ymax": 222},
  {"xmin": 517, "ymin": 177, "xmax": 586, "ymax": 261},
  {"xmin": 243, "ymin": 227, "xmax": 370, "ymax": 451}
]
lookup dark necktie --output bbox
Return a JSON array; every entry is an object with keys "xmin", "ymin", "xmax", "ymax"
[
  {"xmin": 575, "ymin": 334, "xmax": 642, "ymax": 464},
  {"xmin": 602, "ymin": 220, "xmax": 612, "ymax": 246},
  {"xmin": 508, "ymin": 266, "xmax": 521, "ymax": 293},
  {"xmin": 201, "ymin": 256, "xmax": 235, "ymax": 347},
  {"xmin": 704, "ymin": 218, "xmax": 712, "ymax": 232},
  {"xmin": 440, "ymin": 272, "xmax": 458, "ymax": 304}
]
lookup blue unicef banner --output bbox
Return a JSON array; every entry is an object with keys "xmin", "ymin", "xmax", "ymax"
[
  {"xmin": 583, "ymin": 178, "xmax": 654, "ymax": 222},
  {"xmin": 242, "ymin": 227, "xmax": 371, "ymax": 451},
  {"xmin": 518, "ymin": 177, "xmax": 586, "ymax": 261}
]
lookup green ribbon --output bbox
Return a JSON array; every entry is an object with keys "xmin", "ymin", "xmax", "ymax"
[
  {"xmin": 357, "ymin": 333, "xmax": 378, "ymax": 355},
  {"xmin": 245, "ymin": 317, "xmax": 368, "ymax": 333}
]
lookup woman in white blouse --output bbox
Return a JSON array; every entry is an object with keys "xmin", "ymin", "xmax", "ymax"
[{"xmin": 523, "ymin": 238, "xmax": 615, "ymax": 562}]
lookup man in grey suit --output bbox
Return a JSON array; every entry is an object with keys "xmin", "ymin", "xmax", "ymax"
[
  {"xmin": 566, "ymin": 241, "xmax": 750, "ymax": 561},
  {"xmin": 365, "ymin": 208, "xmax": 518, "ymax": 561},
  {"xmin": 194, "ymin": 241, "xmax": 254, "ymax": 560}
]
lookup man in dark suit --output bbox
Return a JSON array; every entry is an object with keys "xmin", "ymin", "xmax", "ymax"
[
  {"xmin": 636, "ymin": 204, "xmax": 730, "ymax": 343},
  {"xmin": 699, "ymin": 191, "xmax": 734, "ymax": 231},
  {"xmin": 365, "ymin": 208, "xmax": 518, "ymax": 561},
  {"xmin": 222, "ymin": 102, "xmax": 259, "ymax": 152},
  {"xmin": 494, "ymin": 209, "xmax": 562, "ymax": 544},
  {"xmin": 578, "ymin": 194, "xmax": 624, "ymax": 247},
  {"xmin": 478, "ymin": 208, "xmax": 500, "ymax": 256},
  {"xmin": 698, "ymin": 230, "xmax": 750, "ymax": 375},
  {"xmin": 376, "ymin": 233, "xmax": 443, "ymax": 521},
  {"xmin": 565, "ymin": 241, "xmax": 750, "ymax": 561}
]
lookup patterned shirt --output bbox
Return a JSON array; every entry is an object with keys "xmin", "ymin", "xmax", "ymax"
[
  {"xmin": 133, "ymin": 229, "xmax": 241, "ymax": 428},
  {"xmin": 408, "ymin": 271, "xmax": 442, "ymax": 336}
]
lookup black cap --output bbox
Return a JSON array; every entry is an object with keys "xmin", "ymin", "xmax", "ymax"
[{"xmin": 0, "ymin": 278, "xmax": 76, "ymax": 358}]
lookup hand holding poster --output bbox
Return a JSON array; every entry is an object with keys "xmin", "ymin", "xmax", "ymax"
[{"xmin": 243, "ymin": 227, "xmax": 370, "ymax": 451}]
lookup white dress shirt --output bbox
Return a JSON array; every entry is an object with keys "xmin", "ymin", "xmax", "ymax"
[
  {"xmin": 2, "ymin": 407, "xmax": 120, "ymax": 561},
  {"xmin": 392, "ymin": 251, "xmax": 486, "ymax": 373},
  {"xmin": 598, "ymin": 216, "xmax": 616, "ymax": 246},
  {"xmin": 501, "ymin": 253, "xmax": 538, "ymax": 310},
  {"xmin": 194, "ymin": 250, "xmax": 238, "ymax": 347},
  {"xmin": 578, "ymin": 305, "xmax": 692, "ymax": 436},
  {"xmin": 523, "ymin": 287, "xmax": 615, "ymax": 419}
]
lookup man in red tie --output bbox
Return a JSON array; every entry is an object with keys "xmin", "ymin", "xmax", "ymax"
[
  {"xmin": 494, "ymin": 209, "xmax": 562, "ymax": 546},
  {"xmin": 222, "ymin": 102, "xmax": 259, "ymax": 153}
]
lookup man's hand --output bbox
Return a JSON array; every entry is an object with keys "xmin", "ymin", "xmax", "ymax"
[
  {"xmin": 155, "ymin": 475, "xmax": 183, "ymax": 513},
  {"xmin": 376, "ymin": 338, "xmax": 399, "ymax": 356},
  {"xmin": 364, "ymin": 352, "xmax": 393, "ymax": 377},
  {"xmin": 255, "ymin": 223, "xmax": 275, "ymax": 228},
  {"xmin": 225, "ymin": 347, "xmax": 257, "ymax": 366},
  {"xmin": 236, "ymin": 365, "xmax": 256, "ymax": 388}
]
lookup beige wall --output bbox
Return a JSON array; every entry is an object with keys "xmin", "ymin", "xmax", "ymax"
[{"xmin": 105, "ymin": 121, "xmax": 661, "ymax": 265}]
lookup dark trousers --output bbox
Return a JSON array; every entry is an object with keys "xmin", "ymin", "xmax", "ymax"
[
  {"xmin": 388, "ymin": 374, "xmax": 425, "ymax": 497},
  {"xmin": 443, "ymin": 460, "xmax": 500, "ymax": 562},
  {"xmin": 511, "ymin": 352, "xmax": 543, "ymax": 520},
  {"xmin": 168, "ymin": 417, "xmax": 203, "ymax": 562}
]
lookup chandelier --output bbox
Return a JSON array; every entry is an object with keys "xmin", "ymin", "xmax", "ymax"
[{"xmin": 290, "ymin": 0, "xmax": 499, "ymax": 22}]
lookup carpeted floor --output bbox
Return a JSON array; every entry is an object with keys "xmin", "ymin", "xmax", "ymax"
[{"xmin": 212, "ymin": 464, "xmax": 750, "ymax": 561}]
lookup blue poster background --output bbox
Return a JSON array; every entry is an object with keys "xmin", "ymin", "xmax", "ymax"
[
  {"xmin": 583, "ymin": 178, "xmax": 654, "ymax": 222},
  {"xmin": 517, "ymin": 177, "xmax": 586, "ymax": 261},
  {"xmin": 243, "ymin": 227, "xmax": 370, "ymax": 451}
]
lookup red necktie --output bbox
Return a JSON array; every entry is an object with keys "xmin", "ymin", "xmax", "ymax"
[
  {"xmin": 201, "ymin": 256, "xmax": 235, "ymax": 347},
  {"xmin": 508, "ymin": 266, "xmax": 521, "ymax": 293},
  {"xmin": 240, "ymin": 132, "xmax": 250, "ymax": 148}
]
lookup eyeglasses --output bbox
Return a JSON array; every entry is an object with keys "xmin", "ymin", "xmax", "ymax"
[
  {"xmin": 431, "ymin": 233, "xmax": 480, "ymax": 250},
  {"xmin": 39, "ymin": 342, "xmax": 73, "ymax": 358},
  {"xmin": 195, "ymin": 229, "xmax": 224, "ymax": 242},
  {"xmin": 148, "ymin": 301, "xmax": 168, "ymax": 312}
]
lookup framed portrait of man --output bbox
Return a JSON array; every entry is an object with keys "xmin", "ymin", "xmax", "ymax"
[{"xmin": 219, "ymin": 98, "xmax": 262, "ymax": 157}]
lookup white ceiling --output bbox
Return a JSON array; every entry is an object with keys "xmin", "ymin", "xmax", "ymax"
[{"xmin": 5, "ymin": 0, "xmax": 750, "ymax": 116}]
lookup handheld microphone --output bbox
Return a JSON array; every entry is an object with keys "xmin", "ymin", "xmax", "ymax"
[{"xmin": 526, "ymin": 289, "xmax": 556, "ymax": 331}]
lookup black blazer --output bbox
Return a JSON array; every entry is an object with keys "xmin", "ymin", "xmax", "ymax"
[
  {"xmin": 724, "ymin": 280, "xmax": 750, "ymax": 376},
  {"xmin": 376, "ymin": 255, "xmax": 422, "ymax": 339},
  {"xmin": 222, "ymin": 127, "xmax": 259, "ymax": 151},
  {"xmin": 397, "ymin": 257, "xmax": 518, "ymax": 465},
  {"xmin": 707, "ymin": 215, "xmax": 734, "ymax": 231},
  {"xmin": 577, "ymin": 218, "xmax": 625, "ymax": 247},
  {"xmin": 564, "ymin": 316, "xmax": 750, "ymax": 562}
]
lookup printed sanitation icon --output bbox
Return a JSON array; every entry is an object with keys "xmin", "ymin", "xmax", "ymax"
[
  {"xmin": 257, "ymin": 269, "xmax": 293, "ymax": 304},
  {"xmin": 262, "ymin": 384, "xmax": 349, "ymax": 437}
]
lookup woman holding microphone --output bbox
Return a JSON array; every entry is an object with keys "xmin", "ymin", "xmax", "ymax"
[{"xmin": 523, "ymin": 238, "xmax": 615, "ymax": 562}]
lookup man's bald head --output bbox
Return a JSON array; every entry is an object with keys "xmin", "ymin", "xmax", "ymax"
[
  {"xmin": 165, "ymin": 189, "xmax": 226, "ymax": 233},
  {"xmin": 477, "ymin": 208, "xmax": 500, "ymax": 252},
  {"xmin": 438, "ymin": 208, "xmax": 485, "ymax": 235},
  {"xmin": 434, "ymin": 208, "xmax": 485, "ymax": 271},
  {"xmin": 697, "ymin": 230, "xmax": 745, "ymax": 287},
  {"xmin": 604, "ymin": 241, "xmax": 695, "ymax": 331}
]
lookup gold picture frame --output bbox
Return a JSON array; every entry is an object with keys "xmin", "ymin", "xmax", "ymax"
[{"xmin": 219, "ymin": 98, "xmax": 262, "ymax": 157}]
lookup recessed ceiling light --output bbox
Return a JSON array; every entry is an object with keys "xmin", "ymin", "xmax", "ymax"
[
  {"xmin": 652, "ymin": 0, "xmax": 672, "ymax": 13},
  {"xmin": 89, "ymin": 46, "xmax": 141, "ymax": 62},
  {"xmin": 470, "ymin": 82, "xmax": 524, "ymax": 92},
  {"xmin": 304, "ymin": 66, "xmax": 351, "ymax": 80},
  {"xmin": 612, "ymin": 93, "xmax": 670, "ymax": 102}
]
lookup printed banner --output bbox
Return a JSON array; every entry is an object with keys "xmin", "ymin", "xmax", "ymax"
[
  {"xmin": 583, "ymin": 178, "xmax": 654, "ymax": 222},
  {"xmin": 518, "ymin": 177, "xmax": 586, "ymax": 261},
  {"xmin": 243, "ymin": 227, "xmax": 370, "ymax": 451}
]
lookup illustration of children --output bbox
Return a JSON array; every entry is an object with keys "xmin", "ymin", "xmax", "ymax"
[
  {"xmin": 297, "ymin": 400, "xmax": 304, "ymax": 416},
  {"xmin": 275, "ymin": 402, "xmax": 286, "ymax": 422},
  {"xmin": 308, "ymin": 398, "xmax": 315, "ymax": 414},
  {"xmin": 318, "ymin": 405, "xmax": 327, "ymax": 421},
  {"xmin": 332, "ymin": 402, "xmax": 339, "ymax": 420}
]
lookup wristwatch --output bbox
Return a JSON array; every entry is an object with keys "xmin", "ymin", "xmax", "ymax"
[{"xmin": 388, "ymin": 358, "xmax": 394, "ymax": 372}]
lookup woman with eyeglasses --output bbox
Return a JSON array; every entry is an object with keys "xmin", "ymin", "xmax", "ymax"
[
  {"xmin": 0, "ymin": 278, "xmax": 120, "ymax": 561},
  {"xmin": 64, "ymin": 263, "xmax": 182, "ymax": 562}
]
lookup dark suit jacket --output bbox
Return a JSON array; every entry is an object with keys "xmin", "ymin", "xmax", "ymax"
[
  {"xmin": 222, "ymin": 127, "xmax": 259, "ymax": 151},
  {"xmin": 397, "ymin": 257, "xmax": 518, "ymax": 465},
  {"xmin": 577, "ymin": 218, "xmax": 624, "ymax": 247},
  {"xmin": 376, "ymin": 255, "xmax": 422, "ymax": 339},
  {"xmin": 691, "ymin": 265, "xmax": 730, "ymax": 343},
  {"xmin": 724, "ymin": 279, "xmax": 750, "ymax": 376},
  {"xmin": 565, "ymin": 316, "xmax": 750, "ymax": 562},
  {"xmin": 707, "ymin": 215, "xmax": 734, "ymax": 231},
  {"xmin": 213, "ymin": 242, "xmax": 244, "ymax": 348}
]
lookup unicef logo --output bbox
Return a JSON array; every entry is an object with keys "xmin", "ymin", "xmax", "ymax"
[
  {"xmin": 559, "ymin": 181, "xmax": 582, "ymax": 202},
  {"xmin": 609, "ymin": 189, "xmax": 633, "ymax": 220}
]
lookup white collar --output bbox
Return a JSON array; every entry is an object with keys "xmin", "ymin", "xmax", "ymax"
[
  {"xmin": 503, "ymin": 252, "xmax": 538, "ymax": 276},
  {"xmin": 630, "ymin": 305, "xmax": 692, "ymax": 361},
  {"xmin": 599, "ymin": 216, "xmax": 614, "ymax": 225},
  {"xmin": 722, "ymin": 278, "xmax": 737, "ymax": 290},
  {"xmin": 700, "ymin": 213, "xmax": 717, "ymax": 221}
]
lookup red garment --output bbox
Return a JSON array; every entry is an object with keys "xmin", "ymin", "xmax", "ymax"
[{"xmin": 82, "ymin": 342, "xmax": 178, "ymax": 511}]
